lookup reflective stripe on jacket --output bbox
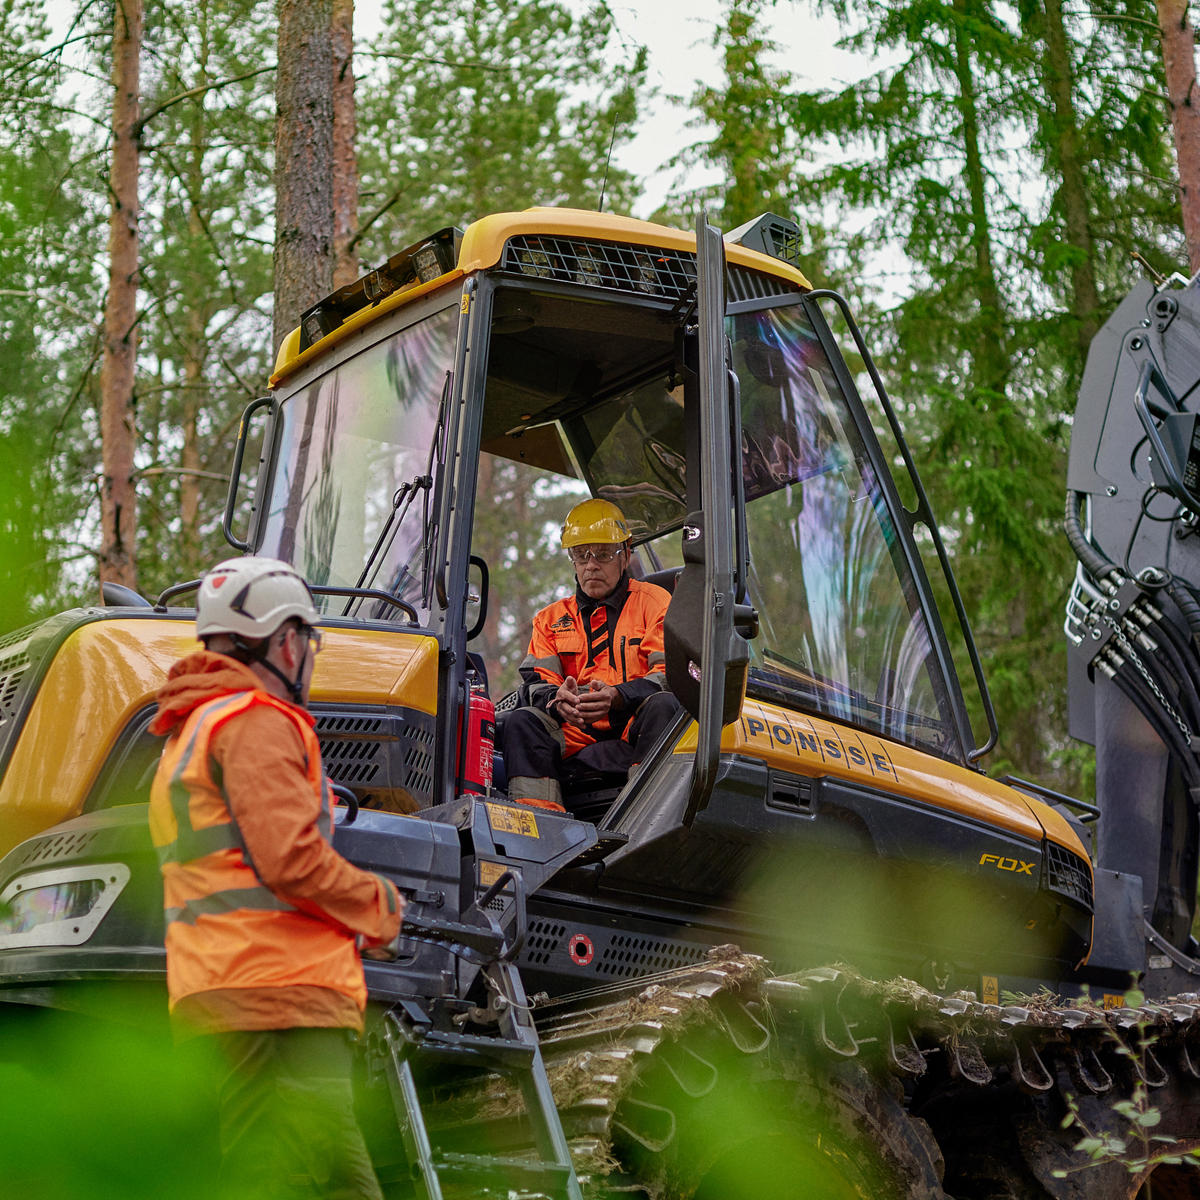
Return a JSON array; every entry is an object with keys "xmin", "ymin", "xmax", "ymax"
[
  {"xmin": 519, "ymin": 578, "xmax": 670, "ymax": 755},
  {"xmin": 149, "ymin": 687, "xmax": 391, "ymax": 1018}
]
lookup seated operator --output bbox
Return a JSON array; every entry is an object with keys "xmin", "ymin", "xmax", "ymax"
[{"xmin": 500, "ymin": 498, "xmax": 681, "ymax": 812}]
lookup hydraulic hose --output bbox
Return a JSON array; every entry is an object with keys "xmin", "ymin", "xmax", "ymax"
[
  {"xmin": 1136, "ymin": 611, "xmax": 1200, "ymax": 731},
  {"xmin": 1103, "ymin": 657, "xmax": 1200, "ymax": 790},
  {"xmin": 1165, "ymin": 577, "xmax": 1200, "ymax": 642},
  {"xmin": 1143, "ymin": 600, "xmax": 1200, "ymax": 680},
  {"xmin": 1064, "ymin": 491, "xmax": 1122, "ymax": 584}
]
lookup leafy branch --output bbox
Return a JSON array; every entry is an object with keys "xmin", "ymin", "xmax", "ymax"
[{"xmin": 1053, "ymin": 992, "xmax": 1200, "ymax": 1184}]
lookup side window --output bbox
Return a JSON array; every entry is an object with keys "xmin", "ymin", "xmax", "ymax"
[{"xmin": 85, "ymin": 708, "xmax": 162, "ymax": 810}]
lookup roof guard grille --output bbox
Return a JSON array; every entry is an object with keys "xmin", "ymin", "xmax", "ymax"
[{"xmin": 500, "ymin": 235, "xmax": 797, "ymax": 305}]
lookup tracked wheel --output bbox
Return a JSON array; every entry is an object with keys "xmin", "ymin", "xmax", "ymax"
[{"xmin": 607, "ymin": 1023, "xmax": 947, "ymax": 1199}]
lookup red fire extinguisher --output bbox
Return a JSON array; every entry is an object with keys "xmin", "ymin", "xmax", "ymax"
[{"xmin": 461, "ymin": 669, "xmax": 495, "ymax": 795}]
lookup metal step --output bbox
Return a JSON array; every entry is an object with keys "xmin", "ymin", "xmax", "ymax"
[
  {"xmin": 382, "ymin": 958, "xmax": 583, "ymax": 1200},
  {"xmin": 432, "ymin": 1150, "xmax": 574, "ymax": 1185}
]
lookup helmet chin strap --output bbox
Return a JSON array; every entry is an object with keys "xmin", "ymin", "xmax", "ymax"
[{"xmin": 231, "ymin": 633, "xmax": 307, "ymax": 705}]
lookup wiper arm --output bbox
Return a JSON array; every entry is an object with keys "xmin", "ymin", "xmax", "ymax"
[
  {"xmin": 347, "ymin": 473, "xmax": 432, "ymax": 613},
  {"xmin": 349, "ymin": 371, "xmax": 452, "ymax": 617}
]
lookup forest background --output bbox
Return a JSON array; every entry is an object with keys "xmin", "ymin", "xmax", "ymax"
[{"xmin": 2, "ymin": 0, "xmax": 1197, "ymax": 795}]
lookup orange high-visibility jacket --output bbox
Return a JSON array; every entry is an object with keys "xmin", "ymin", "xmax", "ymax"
[
  {"xmin": 519, "ymin": 578, "xmax": 670, "ymax": 756},
  {"xmin": 149, "ymin": 653, "xmax": 401, "ymax": 1032}
]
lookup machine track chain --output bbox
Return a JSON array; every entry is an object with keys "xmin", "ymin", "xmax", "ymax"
[{"xmin": 403, "ymin": 950, "xmax": 1200, "ymax": 1198}]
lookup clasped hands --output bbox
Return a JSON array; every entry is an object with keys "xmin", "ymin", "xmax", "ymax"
[{"xmin": 552, "ymin": 676, "xmax": 620, "ymax": 727}]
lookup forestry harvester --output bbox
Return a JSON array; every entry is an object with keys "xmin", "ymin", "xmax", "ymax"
[{"xmin": 1, "ymin": 209, "xmax": 1200, "ymax": 1198}]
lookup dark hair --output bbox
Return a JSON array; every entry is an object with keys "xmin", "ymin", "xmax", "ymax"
[{"xmin": 201, "ymin": 631, "xmax": 269, "ymax": 665}]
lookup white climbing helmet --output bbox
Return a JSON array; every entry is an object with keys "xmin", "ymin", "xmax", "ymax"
[{"xmin": 195, "ymin": 556, "xmax": 319, "ymax": 641}]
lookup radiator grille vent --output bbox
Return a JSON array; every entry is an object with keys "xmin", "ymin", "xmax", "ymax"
[
  {"xmin": 10, "ymin": 830, "xmax": 102, "ymax": 869},
  {"xmin": 524, "ymin": 919, "xmax": 567, "ymax": 966},
  {"xmin": 596, "ymin": 933, "xmax": 710, "ymax": 979},
  {"xmin": 1045, "ymin": 840, "xmax": 1093, "ymax": 912},
  {"xmin": 313, "ymin": 709, "xmax": 435, "ymax": 805},
  {"xmin": 0, "ymin": 626, "xmax": 37, "ymax": 730}
]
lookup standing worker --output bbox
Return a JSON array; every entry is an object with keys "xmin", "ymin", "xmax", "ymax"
[
  {"xmin": 500, "ymin": 498, "xmax": 680, "ymax": 811},
  {"xmin": 148, "ymin": 556, "xmax": 403, "ymax": 1199}
]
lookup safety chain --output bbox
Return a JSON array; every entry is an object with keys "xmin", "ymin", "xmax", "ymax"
[{"xmin": 1106, "ymin": 615, "xmax": 1193, "ymax": 746}]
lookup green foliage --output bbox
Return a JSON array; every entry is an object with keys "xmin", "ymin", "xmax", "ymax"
[
  {"xmin": 133, "ymin": 0, "xmax": 276, "ymax": 595},
  {"xmin": 759, "ymin": 0, "xmax": 1183, "ymax": 786},
  {"xmin": 0, "ymin": 0, "xmax": 107, "ymax": 627},
  {"xmin": 657, "ymin": 0, "xmax": 861, "ymax": 289},
  {"xmin": 354, "ymin": 0, "xmax": 647, "ymax": 260},
  {"xmin": 0, "ymin": 998, "xmax": 221, "ymax": 1198},
  {"xmin": 1052, "ymin": 997, "xmax": 1200, "ymax": 1183},
  {"xmin": 681, "ymin": 0, "xmax": 797, "ymax": 229},
  {"xmin": 0, "ymin": 0, "xmax": 277, "ymax": 610}
]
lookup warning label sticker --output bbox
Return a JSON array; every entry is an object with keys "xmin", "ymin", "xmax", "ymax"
[{"xmin": 485, "ymin": 802, "xmax": 540, "ymax": 839}]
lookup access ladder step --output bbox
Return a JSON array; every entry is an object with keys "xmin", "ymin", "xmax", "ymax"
[
  {"xmin": 431, "ymin": 1150, "xmax": 575, "ymax": 1190},
  {"xmin": 411, "ymin": 1027, "xmax": 536, "ymax": 1067}
]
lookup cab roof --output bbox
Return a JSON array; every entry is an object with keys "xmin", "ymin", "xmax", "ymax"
[{"xmin": 271, "ymin": 207, "xmax": 812, "ymax": 385}]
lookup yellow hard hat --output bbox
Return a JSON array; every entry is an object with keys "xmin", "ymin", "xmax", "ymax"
[{"xmin": 561, "ymin": 498, "xmax": 631, "ymax": 548}]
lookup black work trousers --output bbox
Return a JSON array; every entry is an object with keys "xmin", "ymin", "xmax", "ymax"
[
  {"xmin": 210, "ymin": 1027, "xmax": 383, "ymax": 1200},
  {"xmin": 501, "ymin": 690, "xmax": 681, "ymax": 789}
]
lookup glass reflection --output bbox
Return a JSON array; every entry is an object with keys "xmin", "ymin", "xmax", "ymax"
[
  {"xmin": 732, "ymin": 304, "xmax": 954, "ymax": 754},
  {"xmin": 259, "ymin": 305, "xmax": 458, "ymax": 616}
]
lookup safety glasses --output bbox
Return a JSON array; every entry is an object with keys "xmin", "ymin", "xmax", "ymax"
[
  {"xmin": 566, "ymin": 546, "xmax": 620, "ymax": 564},
  {"xmin": 293, "ymin": 624, "xmax": 323, "ymax": 653}
]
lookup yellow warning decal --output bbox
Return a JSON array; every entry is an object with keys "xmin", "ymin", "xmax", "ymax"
[
  {"xmin": 478, "ymin": 860, "xmax": 508, "ymax": 888},
  {"xmin": 460, "ymin": 291, "xmax": 471, "ymax": 314},
  {"xmin": 981, "ymin": 975, "xmax": 999, "ymax": 1006},
  {"xmin": 485, "ymin": 802, "xmax": 540, "ymax": 839}
]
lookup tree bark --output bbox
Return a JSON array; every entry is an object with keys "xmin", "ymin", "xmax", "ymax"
[
  {"xmin": 1156, "ymin": 0, "xmax": 1200, "ymax": 272},
  {"xmin": 1040, "ymin": 0, "xmax": 1102, "ymax": 354},
  {"xmin": 332, "ymin": 0, "xmax": 359, "ymax": 289},
  {"xmin": 181, "ymin": 13, "xmax": 212, "ymax": 577},
  {"xmin": 950, "ymin": 0, "xmax": 1010, "ymax": 402},
  {"xmin": 98, "ymin": 0, "xmax": 143, "ymax": 592},
  {"xmin": 274, "ymin": 0, "xmax": 334, "ymax": 352}
]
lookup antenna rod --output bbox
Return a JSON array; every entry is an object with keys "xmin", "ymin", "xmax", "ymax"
[{"xmin": 597, "ymin": 116, "xmax": 619, "ymax": 213}]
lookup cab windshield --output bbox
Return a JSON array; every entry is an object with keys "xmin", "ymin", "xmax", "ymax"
[
  {"xmin": 258, "ymin": 303, "xmax": 458, "ymax": 615},
  {"xmin": 257, "ymin": 276, "xmax": 959, "ymax": 758}
]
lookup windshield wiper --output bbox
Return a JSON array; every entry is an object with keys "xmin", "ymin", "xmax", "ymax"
[
  {"xmin": 347, "ymin": 371, "xmax": 451, "ymax": 617},
  {"xmin": 347, "ymin": 473, "xmax": 433, "ymax": 614}
]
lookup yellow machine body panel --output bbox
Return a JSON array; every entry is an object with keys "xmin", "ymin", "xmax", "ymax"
[
  {"xmin": 0, "ymin": 616, "xmax": 441, "ymax": 857},
  {"xmin": 674, "ymin": 697, "xmax": 1092, "ymax": 866},
  {"xmin": 309, "ymin": 626, "xmax": 440, "ymax": 714},
  {"xmin": 0, "ymin": 619, "xmax": 196, "ymax": 856}
]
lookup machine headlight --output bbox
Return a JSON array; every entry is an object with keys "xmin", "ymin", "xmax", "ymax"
[
  {"xmin": 0, "ymin": 864, "xmax": 130, "ymax": 949},
  {"xmin": 513, "ymin": 241, "xmax": 555, "ymax": 279}
]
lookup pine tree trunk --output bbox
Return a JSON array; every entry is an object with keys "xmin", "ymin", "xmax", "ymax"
[
  {"xmin": 98, "ymin": 0, "xmax": 143, "ymax": 592},
  {"xmin": 181, "ymin": 22, "xmax": 211, "ymax": 577},
  {"xmin": 181, "ymin": 344, "xmax": 203, "ymax": 574},
  {"xmin": 950, "ymin": 0, "xmax": 1010, "ymax": 402},
  {"xmin": 1156, "ymin": 0, "xmax": 1200, "ymax": 272},
  {"xmin": 274, "ymin": 0, "xmax": 334, "ymax": 352},
  {"xmin": 1040, "ymin": 0, "xmax": 1101, "ymax": 353},
  {"xmin": 332, "ymin": 0, "xmax": 359, "ymax": 289}
]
